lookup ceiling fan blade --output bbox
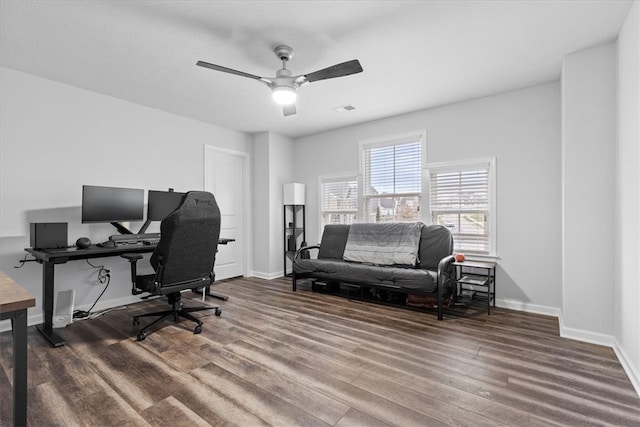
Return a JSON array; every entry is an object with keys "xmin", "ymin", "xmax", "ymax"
[
  {"xmin": 283, "ymin": 104, "xmax": 297, "ymax": 116},
  {"xmin": 196, "ymin": 61, "xmax": 262, "ymax": 80},
  {"xmin": 304, "ymin": 60, "xmax": 363, "ymax": 83}
]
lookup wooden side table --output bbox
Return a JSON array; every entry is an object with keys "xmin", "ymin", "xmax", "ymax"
[
  {"xmin": 453, "ymin": 260, "xmax": 496, "ymax": 314},
  {"xmin": 1, "ymin": 271, "xmax": 35, "ymax": 427}
]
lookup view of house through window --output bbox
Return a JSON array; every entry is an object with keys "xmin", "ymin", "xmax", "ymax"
[
  {"xmin": 361, "ymin": 135, "xmax": 423, "ymax": 223},
  {"xmin": 320, "ymin": 177, "xmax": 358, "ymax": 225},
  {"xmin": 427, "ymin": 159, "xmax": 495, "ymax": 255}
]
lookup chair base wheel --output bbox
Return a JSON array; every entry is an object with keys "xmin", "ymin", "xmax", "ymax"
[
  {"xmin": 194, "ymin": 325, "xmax": 202, "ymax": 334},
  {"xmin": 137, "ymin": 332, "xmax": 146, "ymax": 341},
  {"xmin": 215, "ymin": 308, "xmax": 222, "ymax": 316}
]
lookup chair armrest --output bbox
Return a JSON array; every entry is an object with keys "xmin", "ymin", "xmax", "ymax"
[
  {"xmin": 121, "ymin": 253, "xmax": 145, "ymax": 295},
  {"xmin": 293, "ymin": 244, "xmax": 320, "ymax": 261}
]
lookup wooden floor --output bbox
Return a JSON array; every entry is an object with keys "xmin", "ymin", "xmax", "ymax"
[{"xmin": 1, "ymin": 276, "xmax": 638, "ymax": 426}]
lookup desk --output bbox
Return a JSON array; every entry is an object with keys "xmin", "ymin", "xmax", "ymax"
[
  {"xmin": 26, "ymin": 238, "xmax": 234, "ymax": 348},
  {"xmin": 1, "ymin": 271, "xmax": 36, "ymax": 427},
  {"xmin": 26, "ymin": 243, "xmax": 156, "ymax": 347}
]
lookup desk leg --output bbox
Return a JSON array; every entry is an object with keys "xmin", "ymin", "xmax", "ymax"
[
  {"xmin": 12, "ymin": 310, "xmax": 28, "ymax": 427},
  {"xmin": 35, "ymin": 261, "xmax": 65, "ymax": 347}
]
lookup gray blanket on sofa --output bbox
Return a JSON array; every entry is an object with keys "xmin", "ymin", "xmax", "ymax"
[{"xmin": 342, "ymin": 222, "xmax": 423, "ymax": 266}]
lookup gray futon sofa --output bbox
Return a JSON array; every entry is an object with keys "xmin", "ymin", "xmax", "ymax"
[{"xmin": 292, "ymin": 222, "xmax": 455, "ymax": 320}]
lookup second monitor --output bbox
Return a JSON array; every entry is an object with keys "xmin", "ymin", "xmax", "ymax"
[
  {"xmin": 138, "ymin": 190, "xmax": 186, "ymax": 234},
  {"xmin": 147, "ymin": 190, "xmax": 186, "ymax": 221}
]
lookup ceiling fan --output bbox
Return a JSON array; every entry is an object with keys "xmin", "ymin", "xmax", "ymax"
[{"xmin": 196, "ymin": 45, "xmax": 363, "ymax": 116}]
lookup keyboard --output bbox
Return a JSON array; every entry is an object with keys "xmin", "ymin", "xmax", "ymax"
[{"xmin": 109, "ymin": 233, "xmax": 160, "ymax": 245}]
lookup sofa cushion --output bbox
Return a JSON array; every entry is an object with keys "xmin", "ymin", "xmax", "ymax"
[
  {"xmin": 293, "ymin": 258, "xmax": 438, "ymax": 292},
  {"xmin": 317, "ymin": 224, "xmax": 350, "ymax": 260},
  {"xmin": 343, "ymin": 222, "xmax": 423, "ymax": 266}
]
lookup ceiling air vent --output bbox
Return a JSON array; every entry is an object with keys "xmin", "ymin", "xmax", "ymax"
[{"xmin": 333, "ymin": 105, "xmax": 356, "ymax": 113}]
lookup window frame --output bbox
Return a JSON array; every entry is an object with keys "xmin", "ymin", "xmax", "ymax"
[
  {"xmin": 426, "ymin": 157, "xmax": 497, "ymax": 257},
  {"xmin": 359, "ymin": 130, "xmax": 427, "ymax": 223},
  {"xmin": 318, "ymin": 173, "xmax": 360, "ymax": 234}
]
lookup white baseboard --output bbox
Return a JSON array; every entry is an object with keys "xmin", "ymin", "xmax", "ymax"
[
  {"xmin": 250, "ymin": 270, "xmax": 284, "ymax": 280},
  {"xmin": 513, "ymin": 304, "xmax": 621, "ymax": 353},
  {"xmin": 612, "ymin": 338, "xmax": 640, "ymax": 398},
  {"xmin": 0, "ymin": 293, "xmax": 157, "ymax": 333},
  {"xmin": 496, "ymin": 298, "xmax": 561, "ymax": 317},
  {"xmin": 74, "ymin": 293, "xmax": 152, "ymax": 316},
  {"xmin": 0, "ymin": 313, "xmax": 45, "ymax": 333},
  {"xmin": 558, "ymin": 311, "xmax": 615, "ymax": 347},
  {"xmin": 557, "ymin": 312, "xmax": 639, "ymax": 398}
]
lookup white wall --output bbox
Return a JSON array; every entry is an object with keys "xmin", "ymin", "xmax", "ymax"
[
  {"xmin": 561, "ymin": 43, "xmax": 617, "ymax": 339},
  {"xmin": 267, "ymin": 132, "xmax": 295, "ymax": 275},
  {"xmin": 293, "ymin": 82, "xmax": 563, "ymax": 313},
  {"xmin": 0, "ymin": 66, "xmax": 251, "ymax": 325},
  {"xmin": 615, "ymin": 0, "xmax": 640, "ymax": 394},
  {"xmin": 251, "ymin": 131, "xmax": 271, "ymax": 278},
  {"xmin": 250, "ymin": 131, "xmax": 294, "ymax": 278}
]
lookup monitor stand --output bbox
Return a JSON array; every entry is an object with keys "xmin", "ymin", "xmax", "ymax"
[
  {"xmin": 110, "ymin": 222, "xmax": 133, "ymax": 235},
  {"xmin": 137, "ymin": 220, "xmax": 152, "ymax": 234}
]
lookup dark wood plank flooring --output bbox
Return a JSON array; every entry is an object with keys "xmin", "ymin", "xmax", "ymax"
[{"xmin": 1, "ymin": 276, "xmax": 638, "ymax": 426}]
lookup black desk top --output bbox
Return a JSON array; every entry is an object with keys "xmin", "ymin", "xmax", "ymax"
[
  {"xmin": 26, "ymin": 242, "xmax": 156, "ymax": 263},
  {"xmin": 26, "ymin": 238, "xmax": 235, "ymax": 263}
]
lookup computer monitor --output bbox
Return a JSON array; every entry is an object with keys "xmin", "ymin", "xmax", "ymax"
[
  {"xmin": 147, "ymin": 190, "xmax": 186, "ymax": 221},
  {"xmin": 81, "ymin": 185, "xmax": 145, "ymax": 226}
]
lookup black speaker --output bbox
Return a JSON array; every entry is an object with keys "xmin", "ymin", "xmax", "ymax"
[
  {"xmin": 287, "ymin": 235, "xmax": 296, "ymax": 252},
  {"xmin": 30, "ymin": 222, "xmax": 68, "ymax": 249}
]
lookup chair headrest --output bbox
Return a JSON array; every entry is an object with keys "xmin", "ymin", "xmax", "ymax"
[{"xmin": 179, "ymin": 191, "xmax": 216, "ymax": 208}]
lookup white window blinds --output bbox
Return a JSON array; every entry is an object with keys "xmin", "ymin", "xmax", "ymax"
[
  {"xmin": 362, "ymin": 136, "xmax": 423, "ymax": 222},
  {"xmin": 321, "ymin": 177, "xmax": 358, "ymax": 225},
  {"xmin": 428, "ymin": 160, "xmax": 494, "ymax": 254}
]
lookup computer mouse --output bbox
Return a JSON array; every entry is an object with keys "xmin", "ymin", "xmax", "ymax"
[{"xmin": 75, "ymin": 237, "xmax": 91, "ymax": 249}]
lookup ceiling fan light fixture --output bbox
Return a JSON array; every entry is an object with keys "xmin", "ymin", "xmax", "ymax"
[
  {"xmin": 272, "ymin": 86, "xmax": 297, "ymax": 105},
  {"xmin": 197, "ymin": 45, "xmax": 363, "ymax": 117}
]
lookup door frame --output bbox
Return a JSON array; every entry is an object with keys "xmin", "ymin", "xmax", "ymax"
[{"xmin": 203, "ymin": 144, "xmax": 252, "ymax": 278}]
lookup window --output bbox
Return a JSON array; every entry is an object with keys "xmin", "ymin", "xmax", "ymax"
[
  {"xmin": 427, "ymin": 158, "xmax": 496, "ymax": 255},
  {"xmin": 320, "ymin": 176, "xmax": 358, "ymax": 226},
  {"xmin": 361, "ymin": 132, "xmax": 425, "ymax": 223}
]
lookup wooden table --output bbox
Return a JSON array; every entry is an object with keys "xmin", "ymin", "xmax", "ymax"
[{"xmin": 0, "ymin": 271, "xmax": 36, "ymax": 427}]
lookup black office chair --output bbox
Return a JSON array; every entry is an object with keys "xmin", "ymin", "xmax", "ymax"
[{"xmin": 122, "ymin": 191, "xmax": 222, "ymax": 341}]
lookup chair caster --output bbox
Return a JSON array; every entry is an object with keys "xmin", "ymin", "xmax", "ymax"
[
  {"xmin": 194, "ymin": 325, "xmax": 202, "ymax": 334},
  {"xmin": 137, "ymin": 332, "xmax": 147, "ymax": 341},
  {"xmin": 215, "ymin": 308, "xmax": 222, "ymax": 316}
]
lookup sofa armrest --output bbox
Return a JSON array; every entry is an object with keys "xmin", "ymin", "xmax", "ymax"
[
  {"xmin": 291, "ymin": 244, "xmax": 320, "ymax": 292},
  {"xmin": 436, "ymin": 254, "xmax": 456, "ymax": 320},
  {"xmin": 293, "ymin": 244, "xmax": 320, "ymax": 261}
]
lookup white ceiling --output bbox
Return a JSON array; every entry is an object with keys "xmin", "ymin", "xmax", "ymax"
[{"xmin": 0, "ymin": 0, "xmax": 633, "ymax": 138}]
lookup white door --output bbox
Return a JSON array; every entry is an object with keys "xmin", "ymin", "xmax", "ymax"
[{"xmin": 204, "ymin": 146, "xmax": 246, "ymax": 280}]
